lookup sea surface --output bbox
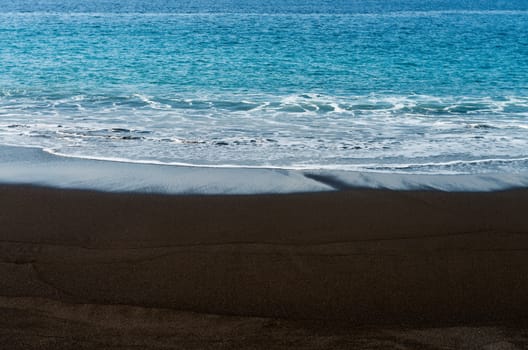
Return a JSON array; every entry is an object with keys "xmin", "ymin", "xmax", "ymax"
[{"xmin": 1, "ymin": 0, "xmax": 527, "ymax": 174}]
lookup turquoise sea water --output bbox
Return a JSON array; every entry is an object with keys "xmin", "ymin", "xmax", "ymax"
[{"xmin": 0, "ymin": 0, "xmax": 527, "ymax": 174}]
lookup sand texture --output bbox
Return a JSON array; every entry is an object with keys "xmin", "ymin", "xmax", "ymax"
[{"xmin": 1, "ymin": 185, "xmax": 528, "ymax": 348}]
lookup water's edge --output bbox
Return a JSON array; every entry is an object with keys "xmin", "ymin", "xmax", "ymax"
[{"xmin": 1, "ymin": 145, "xmax": 527, "ymax": 194}]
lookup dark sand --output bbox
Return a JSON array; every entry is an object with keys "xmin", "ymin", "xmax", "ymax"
[{"xmin": 2, "ymin": 185, "xmax": 528, "ymax": 348}]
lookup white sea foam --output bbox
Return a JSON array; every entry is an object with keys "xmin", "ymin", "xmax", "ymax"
[{"xmin": 1, "ymin": 93, "xmax": 528, "ymax": 176}]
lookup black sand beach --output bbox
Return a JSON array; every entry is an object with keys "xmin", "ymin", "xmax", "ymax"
[{"xmin": 2, "ymin": 185, "xmax": 528, "ymax": 348}]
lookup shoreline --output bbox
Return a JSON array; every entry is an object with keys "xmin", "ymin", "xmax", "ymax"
[{"xmin": 1, "ymin": 144, "xmax": 528, "ymax": 193}]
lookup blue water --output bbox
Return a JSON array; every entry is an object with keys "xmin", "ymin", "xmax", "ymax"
[{"xmin": 1, "ymin": 0, "xmax": 527, "ymax": 174}]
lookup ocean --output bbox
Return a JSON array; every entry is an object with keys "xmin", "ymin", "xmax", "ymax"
[{"xmin": 1, "ymin": 0, "xmax": 527, "ymax": 175}]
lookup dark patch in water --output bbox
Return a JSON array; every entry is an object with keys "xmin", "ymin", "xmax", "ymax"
[
  {"xmin": 112, "ymin": 128, "xmax": 131, "ymax": 133},
  {"xmin": 466, "ymin": 124, "xmax": 495, "ymax": 129},
  {"xmin": 215, "ymin": 141, "xmax": 229, "ymax": 146}
]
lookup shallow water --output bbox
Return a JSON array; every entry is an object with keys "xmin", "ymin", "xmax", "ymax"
[{"xmin": 1, "ymin": 0, "xmax": 527, "ymax": 174}]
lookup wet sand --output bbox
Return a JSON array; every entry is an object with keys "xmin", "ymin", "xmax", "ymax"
[{"xmin": 1, "ymin": 185, "xmax": 528, "ymax": 348}]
